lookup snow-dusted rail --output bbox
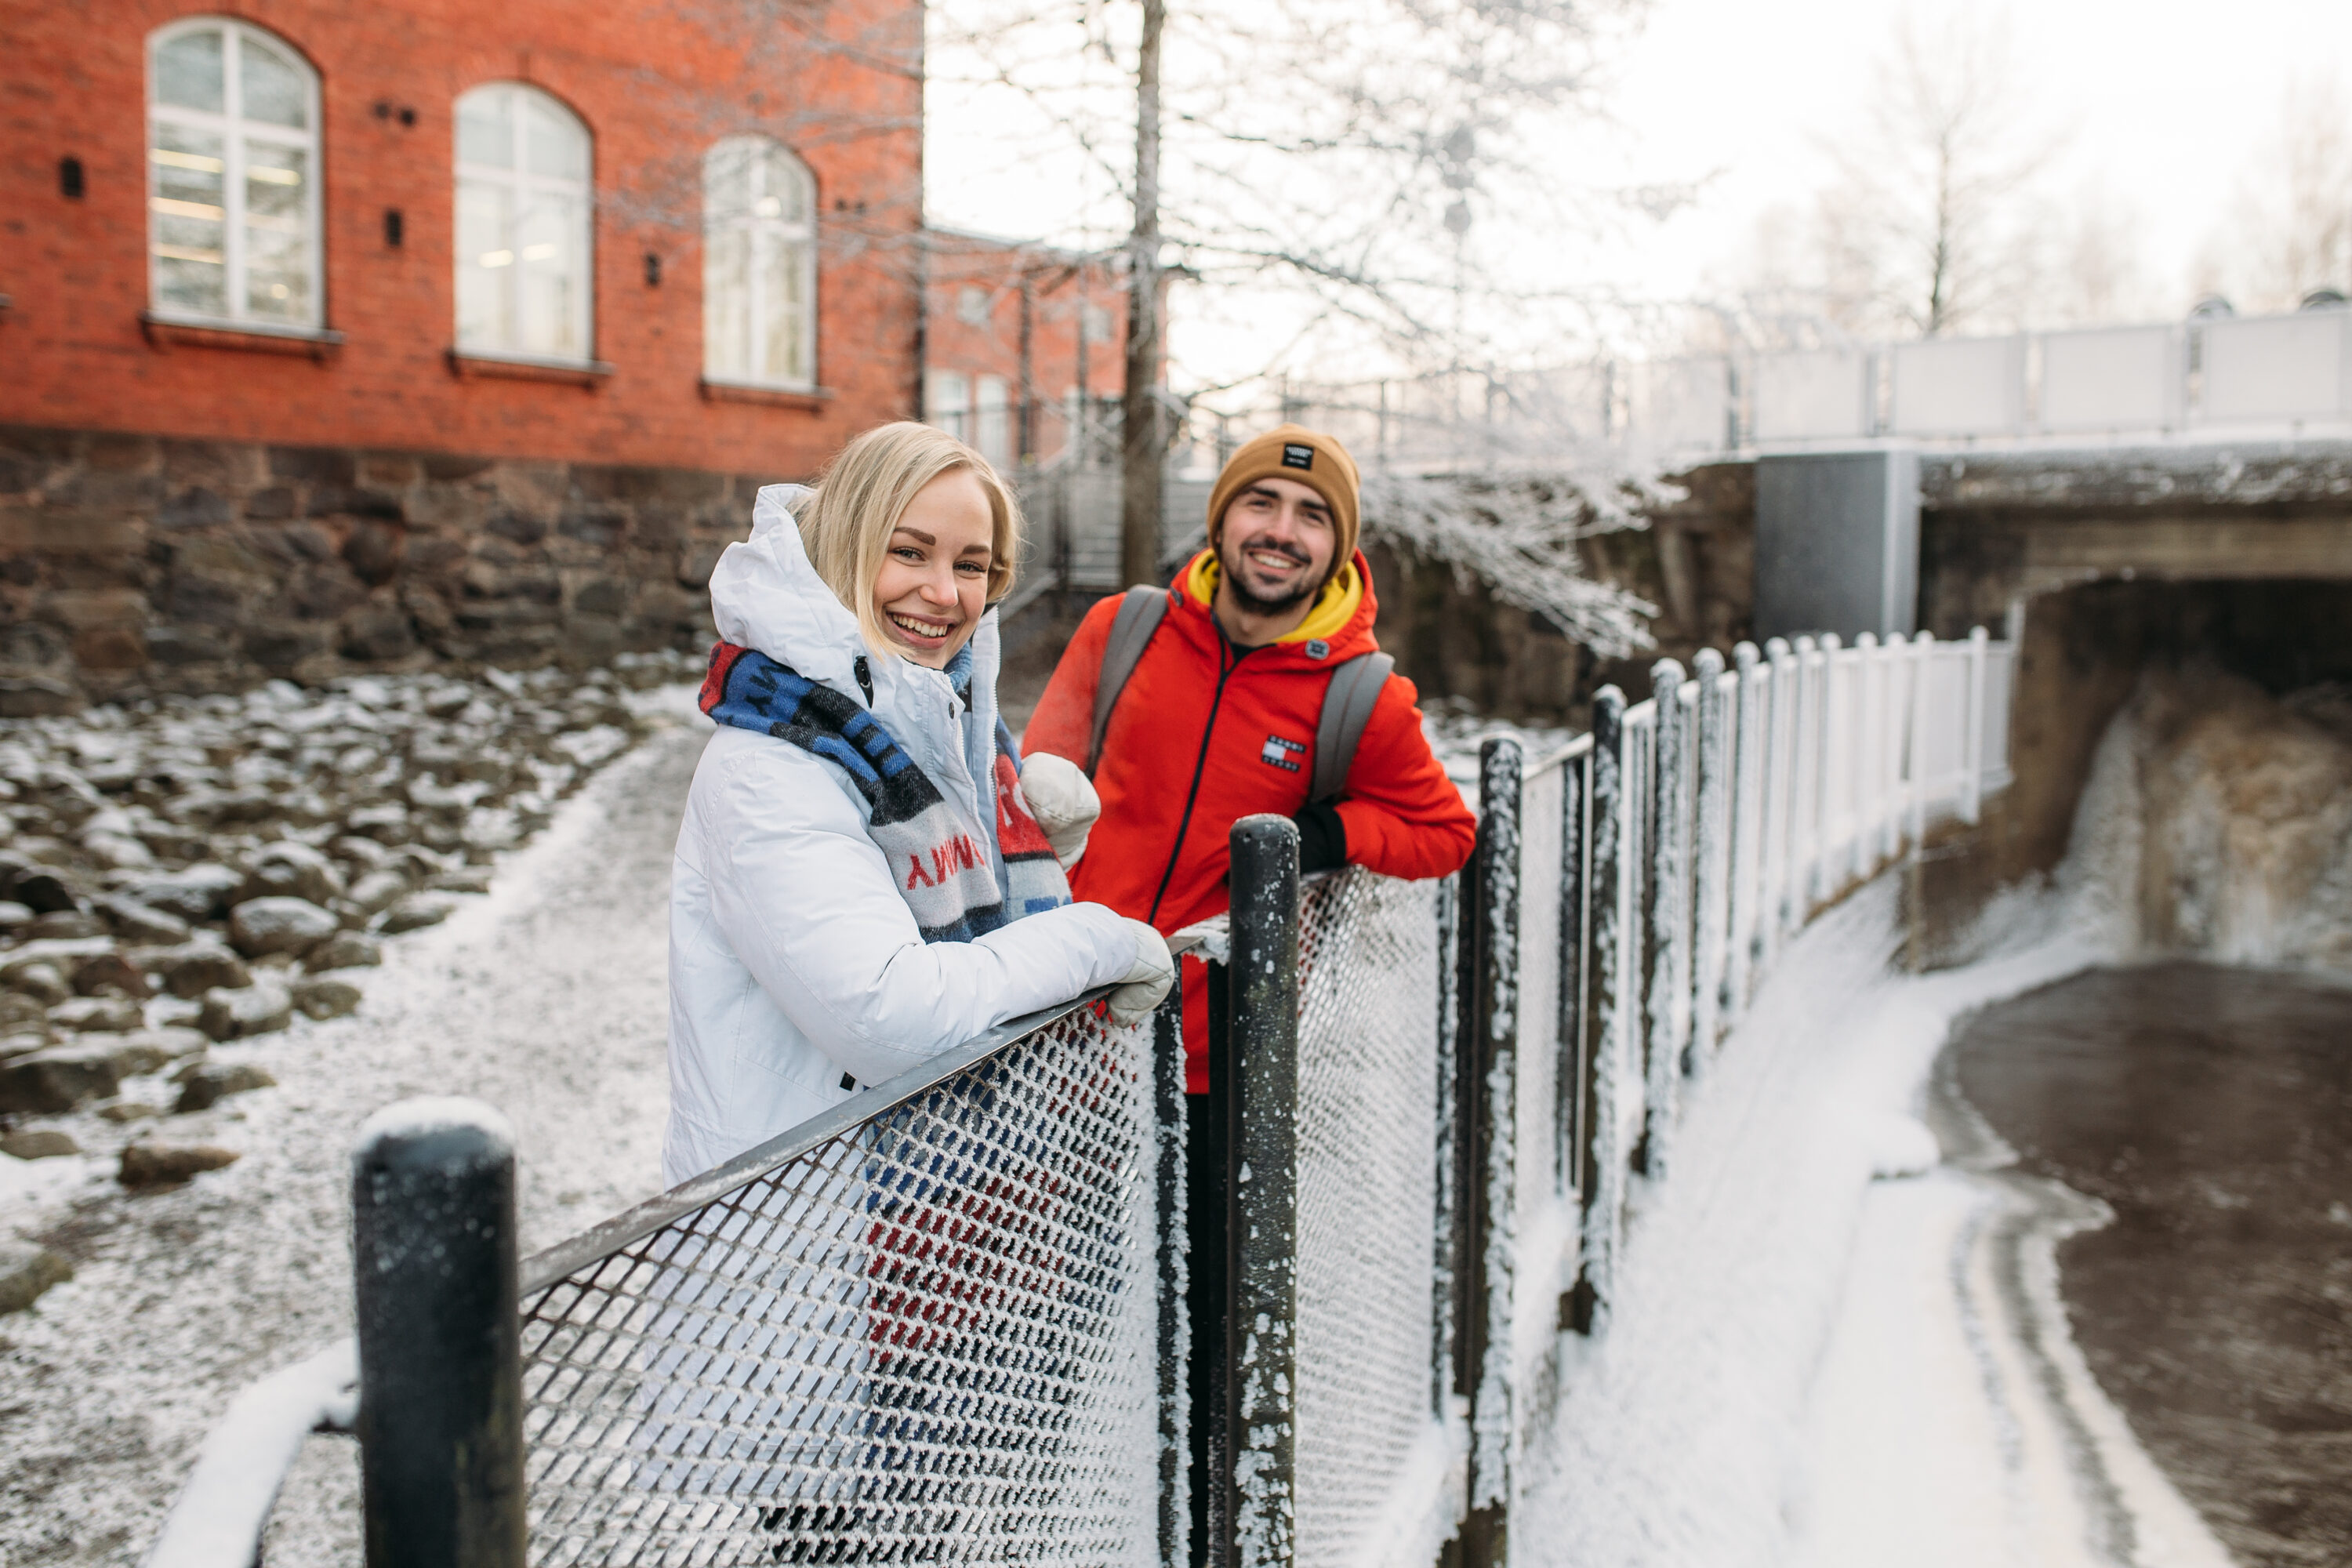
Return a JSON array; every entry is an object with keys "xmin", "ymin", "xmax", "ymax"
[{"xmin": 1446, "ymin": 626, "xmax": 2015, "ymax": 1552}]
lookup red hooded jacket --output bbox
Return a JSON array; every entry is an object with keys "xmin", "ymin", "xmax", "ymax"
[{"xmin": 1023, "ymin": 548, "xmax": 1477, "ymax": 1090}]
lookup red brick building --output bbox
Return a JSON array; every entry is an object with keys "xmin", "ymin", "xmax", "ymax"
[
  {"xmin": 923, "ymin": 228, "xmax": 1128, "ymax": 474},
  {"xmin": 0, "ymin": 0, "xmax": 945, "ymax": 705},
  {"xmin": 1, "ymin": 0, "xmax": 925, "ymax": 469}
]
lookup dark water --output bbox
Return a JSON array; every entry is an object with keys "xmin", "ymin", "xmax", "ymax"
[{"xmin": 1950, "ymin": 964, "xmax": 2352, "ymax": 1567}]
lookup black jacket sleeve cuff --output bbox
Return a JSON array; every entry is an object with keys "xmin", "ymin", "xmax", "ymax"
[{"xmin": 1292, "ymin": 799, "xmax": 1348, "ymax": 873}]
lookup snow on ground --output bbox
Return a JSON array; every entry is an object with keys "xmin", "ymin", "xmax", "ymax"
[
  {"xmin": 1515, "ymin": 856, "xmax": 2229, "ymax": 1567},
  {"xmin": 0, "ymin": 694, "xmax": 710, "ymax": 1566}
]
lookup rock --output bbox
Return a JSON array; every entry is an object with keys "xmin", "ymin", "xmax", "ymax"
[
  {"xmin": 344, "ymin": 867, "xmax": 410, "ymax": 916},
  {"xmin": 0, "ymin": 1242, "xmax": 71, "ymax": 1312},
  {"xmin": 123, "ymin": 863, "xmax": 242, "ymax": 922},
  {"xmin": 134, "ymin": 940, "xmax": 252, "ymax": 1000},
  {"xmin": 430, "ymin": 866, "xmax": 495, "ymax": 895},
  {"xmin": 48, "ymin": 996, "xmax": 143, "ymax": 1034},
  {"xmin": 0, "ymin": 1044, "xmax": 122, "ymax": 1113},
  {"xmin": 25, "ymin": 910, "xmax": 107, "ymax": 941},
  {"xmin": 84, "ymin": 830, "xmax": 155, "ymax": 870},
  {"xmin": 330, "ymin": 836, "xmax": 389, "ymax": 870},
  {"xmin": 197, "ymin": 979, "xmax": 292, "ymax": 1041},
  {"xmin": 303, "ymin": 932, "xmax": 382, "ymax": 971},
  {"xmin": 378, "ymin": 894, "xmax": 456, "ymax": 935},
  {"xmin": 173, "ymin": 1060, "xmax": 277, "ymax": 1112},
  {"xmin": 4, "ymin": 963, "xmax": 70, "ymax": 1006},
  {"xmin": 235, "ymin": 841, "xmax": 345, "ymax": 907},
  {"xmin": 96, "ymin": 1026, "xmax": 207, "ymax": 1076},
  {"xmin": 228, "ymin": 897, "xmax": 339, "ymax": 957},
  {"xmin": 2, "ymin": 937, "xmax": 118, "ymax": 974},
  {"xmin": 96, "ymin": 895, "xmax": 191, "ymax": 946},
  {"xmin": 345, "ymin": 804, "xmax": 410, "ymax": 844},
  {"xmin": 71, "ymin": 952, "xmax": 152, "ymax": 1000},
  {"xmin": 0, "ymin": 902, "xmax": 30, "ymax": 934},
  {"xmin": 0, "ymin": 1127, "xmax": 80, "ymax": 1160},
  {"xmin": 290, "ymin": 975, "xmax": 362, "ymax": 1020},
  {"xmin": 0, "ymin": 991, "xmax": 50, "ymax": 1038},
  {"xmin": 0, "ymin": 1031, "xmax": 48, "ymax": 1063},
  {"xmin": 99, "ymin": 1102, "xmax": 159, "ymax": 1123},
  {"xmin": 119, "ymin": 1141, "xmax": 239, "ymax": 1187},
  {"xmin": 10, "ymin": 870, "xmax": 80, "ymax": 916}
]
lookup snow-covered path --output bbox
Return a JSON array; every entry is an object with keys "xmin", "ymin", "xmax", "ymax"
[{"xmin": 0, "ymin": 700, "xmax": 710, "ymax": 1566}]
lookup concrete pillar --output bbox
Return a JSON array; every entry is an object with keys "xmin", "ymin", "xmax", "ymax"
[{"xmin": 1754, "ymin": 448, "xmax": 1919, "ymax": 641}]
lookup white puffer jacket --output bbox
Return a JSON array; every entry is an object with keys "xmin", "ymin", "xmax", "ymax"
[{"xmin": 662, "ymin": 485, "xmax": 1140, "ymax": 1185}]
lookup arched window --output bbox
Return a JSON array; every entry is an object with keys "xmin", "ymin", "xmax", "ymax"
[
  {"xmin": 455, "ymin": 85, "xmax": 593, "ymax": 361},
  {"xmin": 703, "ymin": 137, "xmax": 817, "ymax": 389},
  {"xmin": 147, "ymin": 19, "xmax": 322, "ymax": 329}
]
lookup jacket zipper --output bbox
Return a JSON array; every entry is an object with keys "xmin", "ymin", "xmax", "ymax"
[{"xmin": 1146, "ymin": 637, "xmax": 1253, "ymax": 925}]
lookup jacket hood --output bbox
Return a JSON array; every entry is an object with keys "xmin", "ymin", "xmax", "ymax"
[
  {"xmin": 1171, "ymin": 546, "xmax": 1381, "ymax": 661},
  {"xmin": 710, "ymin": 484, "xmax": 1002, "ymax": 713}
]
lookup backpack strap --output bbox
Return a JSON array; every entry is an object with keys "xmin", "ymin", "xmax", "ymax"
[
  {"xmin": 1087, "ymin": 586, "xmax": 1171, "ymax": 777},
  {"xmin": 1309, "ymin": 652, "xmax": 1394, "ymax": 804}
]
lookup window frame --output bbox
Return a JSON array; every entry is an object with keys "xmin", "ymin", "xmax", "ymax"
[
  {"xmin": 452, "ymin": 82, "xmax": 596, "ymax": 367},
  {"xmin": 927, "ymin": 369, "xmax": 971, "ymax": 443},
  {"xmin": 144, "ymin": 16, "xmax": 325, "ymax": 334},
  {"xmin": 700, "ymin": 135, "xmax": 819, "ymax": 394}
]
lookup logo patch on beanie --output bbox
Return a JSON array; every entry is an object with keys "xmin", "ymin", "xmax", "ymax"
[{"xmin": 1280, "ymin": 443, "xmax": 1315, "ymax": 470}]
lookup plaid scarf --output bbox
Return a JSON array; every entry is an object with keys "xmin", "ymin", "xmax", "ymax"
[{"xmin": 699, "ymin": 642, "xmax": 1072, "ymax": 942}]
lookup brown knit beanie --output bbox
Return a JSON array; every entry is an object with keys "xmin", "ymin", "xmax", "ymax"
[{"xmin": 1205, "ymin": 424, "xmax": 1361, "ymax": 583}]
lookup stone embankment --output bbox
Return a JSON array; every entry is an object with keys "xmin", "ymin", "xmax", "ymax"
[{"xmin": 0, "ymin": 649, "xmax": 700, "ymax": 1312}]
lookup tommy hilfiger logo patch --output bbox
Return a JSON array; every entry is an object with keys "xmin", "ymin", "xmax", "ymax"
[
  {"xmin": 1280, "ymin": 443, "xmax": 1315, "ymax": 470},
  {"xmin": 1261, "ymin": 734, "xmax": 1305, "ymax": 771}
]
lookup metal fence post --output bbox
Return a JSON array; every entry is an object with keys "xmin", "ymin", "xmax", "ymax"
[
  {"xmin": 1156, "ymin": 985, "xmax": 1192, "ymax": 1568},
  {"xmin": 1225, "ymin": 815, "xmax": 1300, "ymax": 1568},
  {"xmin": 351, "ymin": 1099, "xmax": 524, "ymax": 1568},
  {"xmin": 1642, "ymin": 662, "xmax": 1690, "ymax": 1174},
  {"xmin": 1690, "ymin": 648, "xmax": 1730, "ymax": 1068},
  {"xmin": 1433, "ymin": 869, "xmax": 1465, "ymax": 1422},
  {"xmin": 1453, "ymin": 738, "xmax": 1521, "ymax": 1568},
  {"xmin": 1567, "ymin": 688, "xmax": 1624, "ymax": 1338},
  {"xmin": 1555, "ymin": 747, "xmax": 1589, "ymax": 1207}
]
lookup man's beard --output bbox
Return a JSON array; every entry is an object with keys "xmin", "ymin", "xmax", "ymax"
[{"xmin": 1217, "ymin": 539, "xmax": 1316, "ymax": 617}]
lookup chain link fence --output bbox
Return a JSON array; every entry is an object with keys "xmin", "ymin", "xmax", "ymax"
[
  {"xmin": 515, "ymin": 1003, "xmax": 1167, "ymax": 1565},
  {"xmin": 151, "ymin": 627, "xmax": 2016, "ymax": 1568}
]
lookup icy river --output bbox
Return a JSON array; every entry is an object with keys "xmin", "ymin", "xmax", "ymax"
[{"xmin": 1947, "ymin": 963, "xmax": 2352, "ymax": 1568}]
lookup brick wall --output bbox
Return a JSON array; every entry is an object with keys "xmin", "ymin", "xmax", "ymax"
[
  {"xmin": 0, "ymin": 0, "xmax": 924, "ymax": 474},
  {"xmin": 0, "ymin": 423, "xmax": 779, "ymax": 713},
  {"xmin": 925, "ymin": 235, "xmax": 1128, "ymax": 465}
]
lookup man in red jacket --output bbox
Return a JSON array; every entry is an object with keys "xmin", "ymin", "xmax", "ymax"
[{"xmin": 1022, "ymin": 423, "xmax": 1476, "ymax": 1093}]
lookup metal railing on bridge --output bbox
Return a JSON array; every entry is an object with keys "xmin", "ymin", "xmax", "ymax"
[
  {"xmin": 1639, "ymin": 306, "xmax": 2352, "ymax": 454},
  {"xmin": 147, "ymin": 628, "xmax": 2013, "ymax": 1568}
]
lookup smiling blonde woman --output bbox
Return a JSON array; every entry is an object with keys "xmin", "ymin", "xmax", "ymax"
[{"xmin": 662, "ymin": 422, "xmax": 1172, "ymax": 1183}]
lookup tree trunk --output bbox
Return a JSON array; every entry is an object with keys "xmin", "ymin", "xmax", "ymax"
[{"xmin": 1120, "ymin": 0, "xmax": 1167, "ymax": 590}]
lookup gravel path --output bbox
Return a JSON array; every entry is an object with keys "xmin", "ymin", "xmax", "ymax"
[{"xmin": 0, "ymin": 701, "xmax": 710, "ymax": 1566}]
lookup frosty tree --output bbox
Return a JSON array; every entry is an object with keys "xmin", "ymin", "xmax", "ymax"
[
  {"xmin": 1714, "ymin": 10, "xmax": 2067, "ymax": 347},
  {"xmin": 930, "ymin": 0, "xmax": 1651, "ymax": 588},
  {"xmin": 2198, "ymin": 72, "xmax": 2352, "ymax": 312}
]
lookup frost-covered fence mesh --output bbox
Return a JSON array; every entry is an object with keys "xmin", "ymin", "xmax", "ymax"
[
  {"xmin": 514, "ymin": 1004, "xmax": 1164, "ymax": 1566},
  {"xmin": 1291, "ymin": 867, "xmax": 1454, "ymax": 1567}
]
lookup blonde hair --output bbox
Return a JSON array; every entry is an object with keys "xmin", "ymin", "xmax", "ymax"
[{"xmin": 796, "ymin": 422, "xmax": 1024, "ymax": 661}]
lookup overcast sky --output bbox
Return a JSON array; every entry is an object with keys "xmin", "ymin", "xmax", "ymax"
[
  {"xmin": 1580, "ymin": 0, "xmax": 2352, "ymax": 313},
  {"xmin": 926, "ymin": 0, "xmax": 2352, "ymax": 385}
]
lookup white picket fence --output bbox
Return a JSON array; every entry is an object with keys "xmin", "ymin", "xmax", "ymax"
[{"xmin": 1446, "ymin": 625, "xmax": 2013, "ymax": 1541}]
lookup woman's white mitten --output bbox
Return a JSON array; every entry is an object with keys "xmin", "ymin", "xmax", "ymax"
[
  {"xmin": 1020, "ymin": 752, "xmax": 1101, "ymax": 870},
  {"xmin": 1107, "ymin": 918, "xmax": 1175, "ymax": 1026}
]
